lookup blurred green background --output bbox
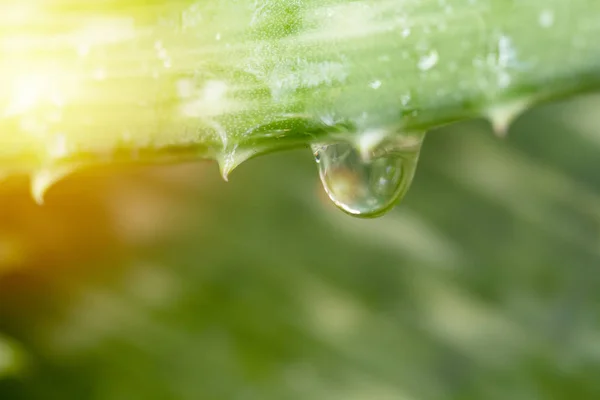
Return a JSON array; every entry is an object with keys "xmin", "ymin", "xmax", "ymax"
[{"xmin": 2, "ymin": 93, "xmax": 600, "ymax": 399}]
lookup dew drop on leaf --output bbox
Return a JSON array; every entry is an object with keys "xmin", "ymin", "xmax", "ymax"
[{"xmin": 312, "ymin": 132, "xmax": 424, "ymax": 218}]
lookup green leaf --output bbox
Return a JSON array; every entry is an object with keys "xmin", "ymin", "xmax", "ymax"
[{"xmin": 0, "ymin": 0, "xmax": 599, "ymax": 177}]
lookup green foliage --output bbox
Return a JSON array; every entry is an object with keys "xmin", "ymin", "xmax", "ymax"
[{"xmin": 0, "ymin": 0, "xmax": 599, "ymax": 174}]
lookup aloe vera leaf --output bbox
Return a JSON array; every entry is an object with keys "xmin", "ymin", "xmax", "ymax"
[{"xmin": 0, "ymin": 0, "xmax": 599, "ymax": 173}]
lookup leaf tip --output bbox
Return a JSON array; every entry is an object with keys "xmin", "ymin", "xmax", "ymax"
[
  {"xmin": 30, "ymin": 167, "xmax": 73, "ymax": 205},
  {"xmin": 217, "ymin": 148, "xmax": 257, "ymax": 182},
  {"xmin": 486, "ymin": 99, "xmax": 531, "ymax": 138}
]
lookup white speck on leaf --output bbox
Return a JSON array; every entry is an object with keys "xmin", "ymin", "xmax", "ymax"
[
  {"xmin": 181, "ymin": 80, "xmax": 236, "ymax": 118},
  {"xmin": 539, "ymin": 10, "xmax": 555, "ymax": 28},
  {"xmin": 369, "ymin": 80, "xmax": 382, "ymax": 89},
  {"xmin": 489, "ymin": 34, "xmax": 523, "ymax": 89},
  {"xmin": 400, "ymin": 93, "xmax": 411, "ymax": 106},
  {"xmin": 418, "ymin": 50, "xmax": 439, "ymax": 71},
  {"xmin": 498, "ymin": 35, "xmax": 516, "ymax": 68}
]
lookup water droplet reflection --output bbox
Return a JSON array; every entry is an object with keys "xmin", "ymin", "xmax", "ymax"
[{"xmin": 312, "ymin": 132, "xmax": 424, "ymax": 218}]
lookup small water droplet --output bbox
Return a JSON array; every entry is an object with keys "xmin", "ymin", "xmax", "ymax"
[
  {"xmin": 312, "ymin": 132, "xmax": 425, "ymax": 218},
  {"xmin": 400, "ymin": 93, "xmax": 411, "ymax": 106},
  {"xmin": 418, "ymin": 50, "xmax": 439, "ymax": 71},
  {"xmin": 369, "ymin": 80, "xmax": 382, "ymax": 89},
  {"xmin": 539, "ymin": 9, "xmax": 554, "ymax": 28}
]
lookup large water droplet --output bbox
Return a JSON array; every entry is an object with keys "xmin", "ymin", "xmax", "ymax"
[{"xmin": 312, "ymin": 131, "xmax": 424, "ymax": 218}]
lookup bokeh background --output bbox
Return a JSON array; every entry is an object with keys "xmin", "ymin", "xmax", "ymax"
[{"xmin": 1, "ymin": 93, "xmax": 600, "ymax": 399}]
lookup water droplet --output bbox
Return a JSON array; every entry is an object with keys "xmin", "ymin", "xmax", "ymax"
[
  {"xmin": 539, "ymin": 10, "xmax": 555, "ymax": 28},
  {"xmin": 312, "ymin": 132, "xmax": 425, "ymax": 218},
  {"xmin": 369, "ymin": 80, "xmax": 382, "ymax": 90},
  {"xmin": 418, "ymin": 50, "xmax": 439, "ymax": 71}
]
